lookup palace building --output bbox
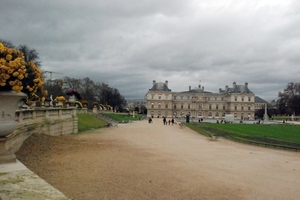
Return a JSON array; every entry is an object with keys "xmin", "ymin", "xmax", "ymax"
[{"xmin": 145, "ymin": 80, "xmax": 256, "ymax": 120}]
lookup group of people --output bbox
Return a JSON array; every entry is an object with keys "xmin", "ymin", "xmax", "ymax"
[
  {"xmin": 148, "ymin": 117, "xmax": 175, "ymax": 125},
  {"xmin": 163, "ymin": 117, "xmax": 174, "ymax": 125}
]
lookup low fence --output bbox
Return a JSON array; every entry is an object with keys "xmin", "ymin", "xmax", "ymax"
[{"xmin": 6, "ymin": 107, "xmax": 87, "ymax": 154}]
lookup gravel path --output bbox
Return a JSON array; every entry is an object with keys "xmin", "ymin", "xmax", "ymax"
[{"xmin": 16, "ymin": 120, "xmax": 300, "ymax": 200}]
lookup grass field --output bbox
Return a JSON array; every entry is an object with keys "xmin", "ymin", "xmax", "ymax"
[
  {"xmin": 77, "ymin": 113, "xmax": 107, "ymax": 132},
  {"xmin": 101, "ymin": 113, "xmax": 144, "ymax": 123},
  {"xmin": 185, "ymin": 122, "xmax": 300, "ymax": 149}
]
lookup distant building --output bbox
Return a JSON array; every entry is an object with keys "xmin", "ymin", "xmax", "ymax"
[
  {"xmin": 125, "ymin": 98, "xmax": 147, "ymax": 113},
  {"xmin": 254, "ymin": 96, "xmax": 268, "ymax": 110},
  {"xmin": 145, "ymin": 80, "xmax": 262, "ymax": 120},
  {"xmin": 46, "ymin": 79, "xmax": 64, "ymax": 86}
]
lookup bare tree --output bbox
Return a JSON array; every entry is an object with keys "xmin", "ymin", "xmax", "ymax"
[{"xmin": 18, "ymin": 45, "xmax": 41, "ymax": 67}]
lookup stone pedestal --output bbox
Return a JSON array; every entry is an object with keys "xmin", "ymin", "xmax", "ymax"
[
  {"xmin": 263, "ymin": 103, "xmax": 269, "ymax": 124},
  {"xmin": 0, "ymin": 91, "xmax": 27, "ymax": 163}
]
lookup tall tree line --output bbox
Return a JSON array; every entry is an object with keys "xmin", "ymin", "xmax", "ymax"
[
  {"xmin": 45, "ymin": 76, "xmax": 126, "ymax": 111},
  {"xmin": 276, "ymin": 82, "xmax": 300, "ymax": 116}
]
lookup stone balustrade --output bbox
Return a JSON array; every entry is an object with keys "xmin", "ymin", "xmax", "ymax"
[{"xmin": 5, "ymin": 107, "xmax": 86, "ymax": 154}]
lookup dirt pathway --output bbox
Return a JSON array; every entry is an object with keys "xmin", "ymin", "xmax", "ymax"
[{"xmin": 16, "ymin": 120, "xmax": 300, "ymax": 200}]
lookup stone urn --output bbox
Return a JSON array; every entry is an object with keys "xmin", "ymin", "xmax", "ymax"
[
  {"xmin": 0, "ymin": 91, "xmax": 27, "ymax": 163},
  {"xmin": 69, "ymin": 94, "xmax": 75, "ymax": 102}
]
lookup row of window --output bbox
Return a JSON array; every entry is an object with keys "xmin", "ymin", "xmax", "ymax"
[
  {"xmin": 151, "ymin": 103, "xmax": 252, "ymax": 111},
  {"xmin": 150, "ymin": 111, "xmax": 252, "ymax": 118},
  {"xmin": 150, "ymin": 95, "xmax": 253, "ymax": 101}
]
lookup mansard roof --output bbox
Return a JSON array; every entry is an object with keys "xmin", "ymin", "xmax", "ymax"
[
  {"xmin": 255, "ymin": 96, "xmax": 268, "ymax": 103},
  {"xmin": 221, "ymin": 82, "xmax": 253, "ymax": 94},
  {"xmin": 181, "ymin": 89, "xmax": 212, "ymax": 94},
  {"xmin": 227, "ymin": 85, "xmax": 252, "ymax": 93},
  {"xmin": 149, "ymin": 81, "xmax": 171, "ymax": 92}
]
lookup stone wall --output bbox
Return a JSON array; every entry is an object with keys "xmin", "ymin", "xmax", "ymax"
[{"xmin": 5, "ymin": 107, "xmax": 80, "ymax": 154}]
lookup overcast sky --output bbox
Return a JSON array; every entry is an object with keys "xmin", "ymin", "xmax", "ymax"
[{"xmin": 1, "ymin": 0, "xmax": 299, "ymax": 101}]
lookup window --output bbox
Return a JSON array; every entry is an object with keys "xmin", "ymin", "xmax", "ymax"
[
  {"xmin": 216, "ymin": 105, "xmax": 219, "ymax": 110},
  {"xmin": 235, "ymin": 106, "xmax": 237, "ymax": 110},
  {"xmin": 216, "ymin": 112, "xmax": 219, "ymax": 117},
  {"xmin": 187, "ymin": 96, "xmax": 190, "ymax": 100},
  {"xmin": 151, "ymin": 104, "xmax": 154, "ymax": 108},
  {"xmin": 188, "ymin": 104, "xmax": 190, "ymax": 109},
  {"xmin": 248, "ymin": 105, "xmax": 251, "ymax": 110},
  {"xmin": 181, "ymin": 96, "xmax": 183, "ymax": 100},
  {"xmin": 242, "ymin": 97, "xmax": 244, "ymax": 101},
  {"xmin": 207, "ymin": 97, "xmax": 210, "ymax": 100},
  {"xmin": 221, "ymin": 97, "xmax": 224, "ymax": 101},
  {"xmin": 158, "ymin": 103, "xmax": 161, "ymax": 109},
  {"xmin": 151, "ymin": 95, "xmax": 154, "ymax": 99},
  {"xmin": 235, "ymin": 97, "xmax": 237, "ymax": 101},
  {"xmin": 215, "ymin": 97, "xmax": 217, "ymax": 101},
  {"xmin": 209, "ymin": 105, "xmax": 212, "ymax": 110},
  {"xmin": 198, "ymin": 112, "xmax": 202, "ymax": 116},
  {"xmin": 208, "ymin": 112, "xmax": 212, "ymax": 117},
  {"xmin": 159, "ymin": 95, "xmax": 161, "ymax": 100},
  {"xmin": 181, "ymin": 104, "xmax": 184, "ymax": 109},
  {"xmin": 174, "ymin": 104, "xmax": 177, "ymax": 109},
  {"xmin": 165, "ymin": 104, "xmax": 168, "ymax": 108},
  {"xmin": 248, "ymin": 97, "xmax": 251, "ymax": 101},
  {"xmin": 223, "ymin": 105, "xmax": 225, "ymax": 110},
  {"xmin": 198, "ymin": 104, "xmax": 202, "ymax": 109},
  {"xmin": 241, "ymin": 106, "xmax": 244, "ymax": 110},
  {"xmin": 173, "ymin": 96, "xmax": 176, "ymax": 100}
]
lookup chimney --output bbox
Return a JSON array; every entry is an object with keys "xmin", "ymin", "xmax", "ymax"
[
  {"xmin": 198, "ymin": 85, "xmax": 201, "ymax": 88},
  {"xmin": 245, "ymin": 82, "xmax": 248, "ymax": 87},
  {"xmin": 225, "ymin": 85, "xmax": 228, "ymax": 91},
  {"xmin": 153, "ymin": 80, "xmax": 156, "ymax": 86},
  {"xmin": 165, "ymin": 80, "xmax": 168, "ymax": 86},
  {"xmin": 233, "ymin": 82, "xmax": 236, "ymax": 88},
  {"xmin": 219, "ymin": 88, "xmax": 222, "ymax": 93},
  {"xmin": 189, "ymin": 86, "xmax": 191, "ymax": 91},
  {"xmin": 202, "ymin": 86, "xmax": 204, "ymax": 91}
]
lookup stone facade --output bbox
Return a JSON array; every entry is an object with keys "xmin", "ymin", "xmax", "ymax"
[{"xmin": 145, "ymin": 80, "xmax": 256, "ymax": 120}]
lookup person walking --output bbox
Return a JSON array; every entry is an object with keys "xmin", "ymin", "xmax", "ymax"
[{"xmin": 163, "ymin": 117, "xmax": 167, "ymax": 125}]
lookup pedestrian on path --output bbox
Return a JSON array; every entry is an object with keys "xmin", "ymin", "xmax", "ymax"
[{"xmin": 163, "ymin": 117, "xmax": 167, "ymax": 125}]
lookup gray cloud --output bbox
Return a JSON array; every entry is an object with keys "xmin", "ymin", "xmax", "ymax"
[{"xmin": 1, "ymin": 0, "xmax": 299, "ymax": 100}]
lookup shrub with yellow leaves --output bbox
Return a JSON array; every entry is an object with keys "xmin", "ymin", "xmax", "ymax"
[
  {"xmin": 0, "ymin": 42, "xmax": 47, "ymax": 98},
  {"xmin": 54, "ymin": 96, "xmax": 66, "ymax": 102}
]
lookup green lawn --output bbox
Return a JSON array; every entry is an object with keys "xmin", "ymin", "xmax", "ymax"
[
  {"xmin": 185, "ymin": 122, "xmax": 300, "ymax": 149},
  {"xmin": 101, "ymin": 113, "xmax": 144, "ymax": 123},
  {"xmin": 77, "ymin": 114, "xmax": 107, "ymax": 132}
]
